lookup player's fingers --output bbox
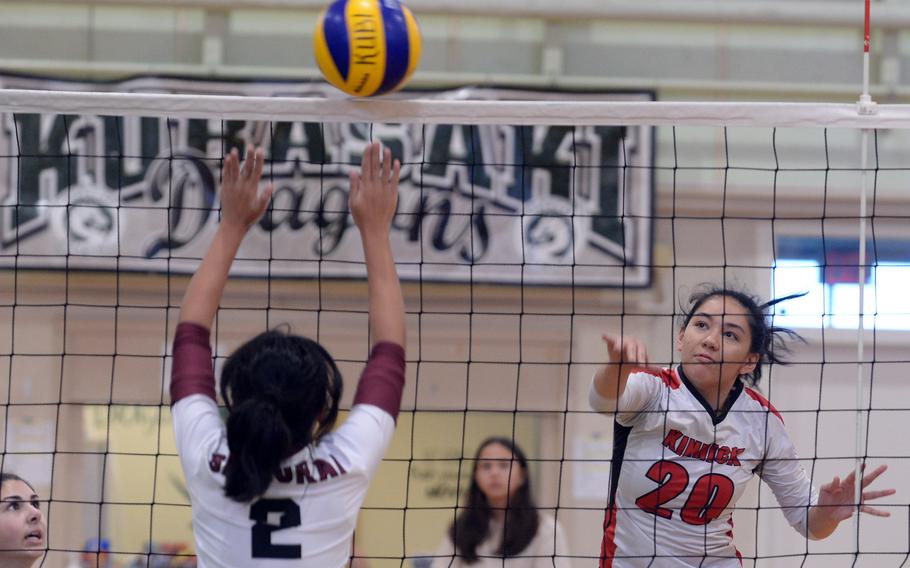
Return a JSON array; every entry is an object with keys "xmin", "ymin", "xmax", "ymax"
[
  {"xmin": 236, "ymin": 148, "xmax": 245, "ymax": 180},
  {"xmin": 391, "ymin": 159, "xmax": 401, "ymax": 191},
  {"xmin": 221, "ymin": 156, "xmax": 232, "ymax": 187},
  {"xmin": 247, "ymin": 146, "xmax": 256, "ymax": 177},
  {"xmin": 224, "ymin": 149, "xmax": 239, "ymax": 186},
  {"xmin": 241, "ymin": 146, "xmax": 254, "ymax": 179},
  {"xmin": 862, "ymin": 488, "xmax": 896, "ymax": 501},
  {"xmin": 367, "ymin": 143, "xmax": 379, "ymax": 183},
  {"xmin": 821, "ymin": 477, "xmax": 840, "ymax": 493},
  {"xmin": 252, "ymin": 148, "xmax": 265, "ymax": 185},
  {"xmin": 381, "ymin": 146, "xmax": 391, "ymax": 186},
  {"xmin": 860, "ymin": 505, "xmax": 891, "ymax": 517},
  {"xmin": 609, "ymin": 338, "xmax": 623, "ymax": 361},
  {"xmin": 349, "ymin": 172, "xmax": 361, "ymax": 202},
  {"xmin": 623, "ymin": 341, "xmax": 637, "ymax": 365},
  {"xmin": 602, "ymin": 334, "xmax": 618, "ymax": 350},
  {"xmin": 637, "ymin": 342, "xmax": 649, "ymax": 366},
  {"xmin": 373, "ymin": 143, "xmax": 382, "ymax": 182},
  {"xmin": 625, "ymin": 341, "xmax": 637, "ymax": 364},
  {"xmin": 628, "ymin": 340, "xmax": 642, "ymax": 367},
  {"xmin": 843, "ymin": 470, "xmax": 857, "ymax": 488},
  {"xmin": 860, "ymin": 464, "xmax": 888, "ymax": 487},
  {"xmin": 619, "ymin": 337, "xmax": 635, "ymax": 363}
]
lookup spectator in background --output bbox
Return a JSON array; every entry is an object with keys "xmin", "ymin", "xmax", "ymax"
[{"xmin": 432, "ymin": 438, "xmax": 567, "ymax": 567}]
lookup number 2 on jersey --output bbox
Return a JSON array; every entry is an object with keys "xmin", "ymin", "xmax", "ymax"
[
  {"xmin": 634, "ymin": 460, "xmax": 735, "ymax": 525},
  {"xmin": 250, "ymin": 499, "xmax": 302, "ymax": 558}
]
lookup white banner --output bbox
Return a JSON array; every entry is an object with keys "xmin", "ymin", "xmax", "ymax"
[{"xmin": 0, "ymin": 76, "xmax": 653, "ymax": 286}]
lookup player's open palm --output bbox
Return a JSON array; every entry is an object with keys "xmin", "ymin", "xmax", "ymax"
[
  {"xmin": 220, "ymin": 146, "xmax": 272, "ymax": 232},
  {"xmin": 350, "ymin": 142, "xmax": 400, "ymax": 236},
  {"xmin": 817, "ymin": 464, "xmax": 895, "ymax": 523}
]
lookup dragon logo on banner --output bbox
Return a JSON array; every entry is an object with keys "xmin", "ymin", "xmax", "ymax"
[{"xmin": 0, "ymin": 78, "xmax": 653, "ymax": 286}]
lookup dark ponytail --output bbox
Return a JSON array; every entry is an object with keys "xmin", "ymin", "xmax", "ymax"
[
  {"xmin": 223, "ymin": 398, "xmax": 292, "ymax": 501},
  {"xmin": 220, "ymin": 329, "xmax": 342, "ymax": 502}
]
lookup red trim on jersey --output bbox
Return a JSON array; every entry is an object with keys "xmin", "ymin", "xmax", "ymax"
[
  {"xmin": 632, "ymin": 367, "xmax": 681, "ymax": 390},
  {"xmin": 726, "ymin": 519, "xmax": 744, "ymax": 566},
  {"xmin": 744, "ymin": 387, "xmax": 784, "ymax": 423},
  {"xmin": 170, "ymin": 322, "xmax": 216, "ymax": 404},
  {"xmin": 352, "ymin": 342, "xmax": 406, "ymax": 421},
  {"xmin": 600, "ymin": 505, "xmax": 618, "ymax": 568}
]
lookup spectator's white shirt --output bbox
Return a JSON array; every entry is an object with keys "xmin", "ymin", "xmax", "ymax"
[{"xmin": 430, "ymin": 514, "xmax": 569, "ymax": 568}]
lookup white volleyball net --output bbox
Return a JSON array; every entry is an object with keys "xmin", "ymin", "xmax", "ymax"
[{"xmin": 0, "ymin": 78, "xmax": 908, "ymax": 567}]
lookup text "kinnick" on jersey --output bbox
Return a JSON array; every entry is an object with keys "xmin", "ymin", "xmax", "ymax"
[{"xmin": 662, "ymin": 429, "xmax": 745, "ymax": 467}]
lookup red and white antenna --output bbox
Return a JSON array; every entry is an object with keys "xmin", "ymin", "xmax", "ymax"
[{"xmin": 858, "ymin": 0, "xmax": 875, "ymax": 112}]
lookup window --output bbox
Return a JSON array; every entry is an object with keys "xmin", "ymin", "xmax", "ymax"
[{"xmin": 772, "ymin": 237, "xmax": 910, "ymax": 330}]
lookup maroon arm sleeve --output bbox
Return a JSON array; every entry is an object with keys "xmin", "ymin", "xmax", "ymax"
[
  {"xmin": 352, "ymin": 342, "xmax": 406, "ymax": 421},
  {"xmin": 170, "ymin": 322, "xmax": 217, "ymax": 404}
]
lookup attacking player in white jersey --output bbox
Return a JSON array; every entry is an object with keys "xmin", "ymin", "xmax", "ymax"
[
  {"xmin": 589, "ymin": 287, "xmax": 895, "ymax": 567},
  {"xmin": 170, "ymin": 142, "xmax": 405, "ymax": 567}
]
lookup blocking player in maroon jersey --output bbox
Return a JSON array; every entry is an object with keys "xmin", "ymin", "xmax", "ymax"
[{"xmin": 170, "ymin": 142, "xmax": 405, "ymax": 567}]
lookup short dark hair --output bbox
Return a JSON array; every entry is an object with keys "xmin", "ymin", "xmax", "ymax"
[
  {"xmin": 219, "ymin": 328, "xmax": 342, "ymax": 502},
  {"xmin": 449, "ymin": 437, "xmax": 540, "ymax": 563},
  {"xmin": 681, "ymin": 285, "xmax": 805, "ymax": 386}
]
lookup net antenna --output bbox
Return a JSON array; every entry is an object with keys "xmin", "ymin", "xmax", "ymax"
[{"xmin": 854, "ymin": 0, "xmax": 876, "ymax": 554}]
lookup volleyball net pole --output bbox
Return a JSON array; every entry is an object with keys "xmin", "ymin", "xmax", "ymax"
[{"xmin": 853, "ymin": 0, "xmax": 875, "ymax": 553}]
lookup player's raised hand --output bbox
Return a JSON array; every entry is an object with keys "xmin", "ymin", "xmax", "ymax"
[
  {"xmin": 604, "ymin": 334, "xmax": 645, "ymax": 366},
  {"xmin": 349, "ymin": 142, "xmax": 400, "ymax": 237},
  {"xmin": 178, "ymin": 146, "xmax": 273, "ymax": 328},
  {"xmin": 220, "ymin": 146, "xmax": 273, "ymax": 233},
  {"xmin": 818, "ymin": 464, "xmax": 895, "ymax": 522},
  {"xmin": 602, "ymin": 333, "xmax": 662, "ymax": 374},
  {"xmin": 808, "ymin": 463, "xmax": 896, "ymax": 539},
  {"xmin": 349, "ymin": 142, "xmax": 405, "ymax": 348},
  {"xmin": 592, "ymin": 333, "xmax": 663, "ymax": 404}
]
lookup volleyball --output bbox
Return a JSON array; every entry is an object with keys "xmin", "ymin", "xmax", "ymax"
[{"xmin": 314, "ymin": 0, "xmax": 421, "ymax": 97}]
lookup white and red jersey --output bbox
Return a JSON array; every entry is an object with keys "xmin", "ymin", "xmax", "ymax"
[
  {"xmin": 589, "ymin": 367, "xmax": 818, "ymax": 568},
  {"xmin": 170, "ymin": 322, "xmax": 406, "ymax": 568}
]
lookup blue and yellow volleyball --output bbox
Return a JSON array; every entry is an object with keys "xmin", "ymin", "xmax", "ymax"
[{"xmin": 314, "ymin": 0, "xmax": 421, "ymax": 97}]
